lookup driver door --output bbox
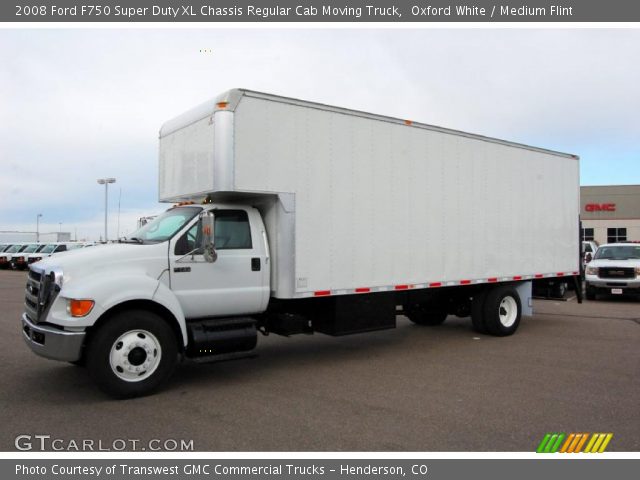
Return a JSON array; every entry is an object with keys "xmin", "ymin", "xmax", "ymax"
[{"xmin": 168, "ymin": 208, "xmax": 268, "ymax": 319}]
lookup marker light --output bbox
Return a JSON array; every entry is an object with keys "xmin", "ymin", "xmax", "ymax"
[{"xmin": 68, "ymin": 299, "xmax": 95, "ymax": 317}]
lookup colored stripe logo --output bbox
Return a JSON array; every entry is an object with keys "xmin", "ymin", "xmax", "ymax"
[{"xmin": 536, "ymin": 433, "xmax": 613, "ymax": 453}]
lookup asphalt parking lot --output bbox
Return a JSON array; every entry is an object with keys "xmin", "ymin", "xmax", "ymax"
[{"xmin": 1, "ymin": 270, "xmax": 638, "ymax": 452}]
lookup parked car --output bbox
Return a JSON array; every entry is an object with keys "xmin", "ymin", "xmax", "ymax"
[
  {"xmin": 0, "ymin": 243, "xmax": 15, "ymax": 253},
  {"xmin": 11, "ymin": 244, "xmax": 47, "ymax": 270},
  {"xmin": 585, "ymin": 243, "xmax": 640, "ymax": 300},
  {"xmin": 0, "ymin": 243, "xmax": 27, "ymax": 269},
  {"xmin": 26, "ymin": 243, "xmax": 69, "ymax": 265}
]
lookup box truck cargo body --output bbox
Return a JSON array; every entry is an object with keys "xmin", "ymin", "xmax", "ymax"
[
  {"xmin": 160, "ymin": 89, "xmax": 580, "ymax": 299},
  {"xmin": 21, "ymin": 89, "xmax": 581, "ymax": 397}
]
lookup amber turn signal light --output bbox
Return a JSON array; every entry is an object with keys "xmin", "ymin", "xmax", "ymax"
[{"xmin": 68, "ymin": 299, "xmax": 95, "ymax": 317}]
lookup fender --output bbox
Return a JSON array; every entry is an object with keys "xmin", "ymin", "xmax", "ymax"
[
  {"xmin": 59, "ymin": 273, "xmax": 188, "ymax": 347},
  {"xmin": 151, "ymin": 280, "xmax": 189, "ymax": 346}
]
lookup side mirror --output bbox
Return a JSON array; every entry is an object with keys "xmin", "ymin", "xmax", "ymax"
[
  {"xmin": 201, "ymin": 211, "xmax": 217, "ymax": 263},
  {"xmin": 585, "ymin": 252, "xmax": 593, "ymax": 263}
]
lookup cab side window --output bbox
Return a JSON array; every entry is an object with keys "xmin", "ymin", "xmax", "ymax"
[
  {"xmin": 215, "ymin": 210, "xmax": 252, "ymax": 250},
  {"xmin": 174, "ymin": 221, "xmax": 201, "ymax": 256},
  {"xmin": 174, "ymin": 210, "xmax": 251, "ymax": 255}
]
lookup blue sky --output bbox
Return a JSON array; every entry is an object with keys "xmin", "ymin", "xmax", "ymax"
[{"xmin": 0, "ymin": 28, "xmax": 638, "ymax": 240}]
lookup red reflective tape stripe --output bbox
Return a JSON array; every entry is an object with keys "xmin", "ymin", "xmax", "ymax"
[
  {"xmin": 557, "ymin": 272, "xmax": 565, "ymax": 277},
  {"xmin": 534, "ymin": 274, "xmax": 543, "ymax": 278},
  {"xmin": 513, "ymin": 276, "xmax": 522, "ymax": 280},
  {"xmin": 355, "ymin": 287, "xmax": 370, "ymax": 293},
  {"xmin": 460, "ymin": 280, "xmax": 471, "ymax": 285},
  {"xmin": 488, "ymin": 277, "xmax": 498, "ymax": 283},
  {"xmin": 572, "ymin": 271, "xmax": 579, "ymax": 275},
  {"xmin": 429, "ymin": 282, "xmax": 442, "ymax": 288},
  {"xmin": 314, "ymin": 290, "xmax": 331, "ymax": 296},
  {"xmin": 395, "ymin": 285, "xmax": 409, "ymax": 290}
]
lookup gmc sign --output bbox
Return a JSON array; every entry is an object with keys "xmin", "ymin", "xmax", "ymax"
[{"xmin": 585, "ymin": 203, "xmax": 616, "ymax": 212}]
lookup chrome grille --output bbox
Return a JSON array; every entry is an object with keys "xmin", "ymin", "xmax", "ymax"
[
  {"xmin": 24, "ymin": 267, "xmax": 53, "ymax": 323},
  {"xmin": 28, "ymin": 269, "xmax": 42, "ymax": 283},
  {"xmin": 25, "ymin": 269, "xmax": 41, "ymax": 322},
  {"xmin": 599, "ymin": 267, "xmax": 635, "ymax": 279}
]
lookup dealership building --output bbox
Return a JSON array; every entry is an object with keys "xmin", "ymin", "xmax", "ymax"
[{"xmin": 580, "ymin": 185, "xmax": 640, "ymax": 245}]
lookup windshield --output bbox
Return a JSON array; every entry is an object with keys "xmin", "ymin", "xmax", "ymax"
[
  {"xmin": 594, "ymin": 245, "xmax": 640, "ymax": 260},
  {"xmin": 22, "ymin": 244, "xmax": 40, "ymax": 253},
  {"xmin": 40, "ymin": 244, "xmax": 57, "ymax": 254},
  {"xmin": 5, "ymin": 244, "xmax": 24, "ymax": 253},
  {"xmin": 126, "ymin": 206, "xmax": 202, "ymax": 244}
]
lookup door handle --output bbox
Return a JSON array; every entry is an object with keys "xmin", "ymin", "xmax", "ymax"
[{"xmin": 251, "ymin": 258, "xmax": 261, "ymax": 271}]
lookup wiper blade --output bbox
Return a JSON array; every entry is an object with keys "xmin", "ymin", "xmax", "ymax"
[{"xmin": 129, "ymin": 237, "xmax": 144, "ymax": 244}]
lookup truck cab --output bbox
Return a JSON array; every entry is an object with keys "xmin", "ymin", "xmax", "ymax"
[{"xmin": 22, "ymin": 203, "xmax": 269, "ymax": 397}]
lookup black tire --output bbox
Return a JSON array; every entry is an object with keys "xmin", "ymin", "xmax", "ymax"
[
  {"xmin": 406, "ymin": 303, "xmax": 448, "ymax": 326},
  {"xmin": 87, "ymin": 310, "xmax": 178, "ymax": 399},
  {"xmin": 586, "ymin": 285, "xmax": 597, "ymax": 301},
  {"xmin": 471, "ymin": 290, "xmax": 488, "ymax": 334},
  {"xmin": 482, "ymin": 285, "xmax": 522, "ymax": 336}
]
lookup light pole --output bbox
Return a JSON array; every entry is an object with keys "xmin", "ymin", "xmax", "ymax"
[
  {"xmin": 97, "ymin": 178, "xmax": 116, "ymax": 242},
  {"xmin": 36, "ymin": 213, "xmax": 42, "ymax": 243}
]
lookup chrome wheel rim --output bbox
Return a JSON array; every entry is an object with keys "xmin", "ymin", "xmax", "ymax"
[
  {"xmin": 498, "ymin": 296, "xmax": 518, "ymax": 327},
  {"xmin": 109, "ymin": 330, "xmax": 162, "ymax": 382}
]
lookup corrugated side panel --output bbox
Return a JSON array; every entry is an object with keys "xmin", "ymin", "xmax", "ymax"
[
  {"xmin": 234, "ymin": 96, "xmax": 579, "ymax": 298},
  {"xmin": 159, "ymin": 116, "xmax": 215, "ymax": 202}
]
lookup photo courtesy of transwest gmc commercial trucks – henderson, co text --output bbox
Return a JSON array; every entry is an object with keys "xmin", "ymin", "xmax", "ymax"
[{"xmin": 21, "ymin": 89, "xmax": 582, "ymax": 398}]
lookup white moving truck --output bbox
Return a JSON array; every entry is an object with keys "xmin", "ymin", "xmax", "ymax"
[{"xmin": 22, "ymin": 89, "xmax": 581, "ymax": 397}]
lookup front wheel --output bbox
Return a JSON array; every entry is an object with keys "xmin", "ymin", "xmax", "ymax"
[
  {"xmin": 585, "ymin": 284, "xmax": 597, "ymax": 301},
  {"xmin": 482, "ymin": 286, "xmax": 522, "ymax": 336},
  {"xmin": 87, "ymin": 310, "xmax": 178, "ymax": 399}
]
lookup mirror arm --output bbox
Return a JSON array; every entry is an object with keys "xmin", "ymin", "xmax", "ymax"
[{"xmin": 175, "ymin": 247, "xmax": 204, "ymax": 263}]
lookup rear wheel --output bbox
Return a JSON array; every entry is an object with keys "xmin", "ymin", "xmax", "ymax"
[
  {"xmin": 87, "ymin": 310, "xmax": 178, "ymax": 399},
  {"xmin": 482, "ymin": 285, "xmax": 522, "ymax": 336}
]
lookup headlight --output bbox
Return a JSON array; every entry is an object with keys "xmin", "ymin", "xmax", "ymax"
[
  {"xmin": 585, "ymin": 266, "xmax": 599, "ymax": 276},
  {"xmin": 636, "ymin": 267, "xmax": 640, "ymax": 275}
]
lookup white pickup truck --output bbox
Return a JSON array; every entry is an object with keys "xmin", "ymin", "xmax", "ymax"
[
  {"xmin": 585, "ymin": 243, "xmax": 640, "ymax": 300},
  {"xmin": 21, "ymin": 89, "xmax": 581, "ymax": 398}
]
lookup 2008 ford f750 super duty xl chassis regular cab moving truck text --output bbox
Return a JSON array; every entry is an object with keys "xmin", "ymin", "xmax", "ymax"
[{"xmin": 21, "ymin": 90, "xmax": 581, "ymax": 398}]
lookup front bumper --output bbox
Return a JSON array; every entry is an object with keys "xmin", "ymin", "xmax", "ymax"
[
  {"xmin": 585, "ymin": 275, "xmax": 640, "ymax": 295},
  {"xmin": 21, "ymin": 313, "xmax": 85, "ymax": 362}
]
